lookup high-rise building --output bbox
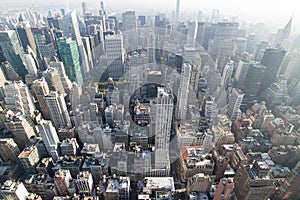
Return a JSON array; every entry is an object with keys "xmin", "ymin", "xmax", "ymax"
[
  {"xmin": 60, "ymin": 138, "xmax": 79, "ymax": 156},
  {"xmin": 32, "ymin": 78, "xmax": 51, "ymax": 119},
  {"xmin": 62, "ymin": 10, "xmax": 90, "ymax": 82},
  {"xmin": 37, "ymin": 120, "xmax": 60, "ymax": 161},
  {"xmin": 234, "ymin": 60, "xmax": 250, "ymax": 89},
  {"xmin": 242, "ymin": 62, "xmax": 266, "ymax": 109},
  {"xmin": 3, "ymin": 81, "xmax": 36, "ymax": 117},
  {"xmin": 273, "ymin": 15, "xmax": 293, "ymax": 48},
  {"xmin": 47, "ymin": 16, "xmax": 62, "ymax": 30},
  {"xmin": 23, "ymin": 54, "xmax": 38, "ymax": 75},
  {"xmin": 176, "ymin": 0, "xmax": 181, "ymax": 22},
  {"xmin": 258, "ymin": 48, "xmax": 286, "ymax": 94},
  {"xmin": 82, "ymin": 2, "xmax": 88, "ymax": 14},
  {"xmin": 220, "ymin": 61, "xmax": 234, "ymax": 88},
  {"xmin": 42, "ymin": 67, "xmax": 65, "ymax": 95},
  {"xmin": 16, "ymin": 20, "xmax": 37, "ymax": 54},
  {"xmin": 209, "ymin": 22, "xmax": 238, "ymax": 73},
  {"xmin": 57, "ymin": 37, "xmax": 83, "ymax": 85},
  {"xmin": 49, "ymin": 62, "xmax": 72, "ymax": 95},
  {"xmin": 0, "ymin": 138, "xmax": 21, "ymax": 165},
  {"xmin": 54, "ymin": 169, "xmax": 72, "ymax": 196},
  {"xmin": 18, "ymin": 145, "xmax": 40, "ymax": 174},
  {"xmin": 45, "ymin": 91, "xmax": 71, "ymax": 128},
  {"xmin": 32, "ymin": 27, "xmax": 56, "ymax": 64},
  {"xmin": 176, "ymin": 63, "xmax": 191, "ymax": 120},
  {"xmin": 122, "ymin": 11, "xmax": 137, "ymax": 50},
  {"xmin": 4, "ymin": 112, "xmax": 37, "ymax": 150},
  {"xmin": 105, "ymin": 34, "xmax": 125, "ymax": 79},
  {"xmin": 234, "ymin": 162, "xmax": 275, "ymax": 200},
  {"xmin": 213, "ymin": 178, "xmax": 234, "ymax": 200},
  {"xmin": 151, "ymin": 87, "xmax": 174, "ymax": 173},
  {"xmin": 0, "ymin": 180, "xmax": 29, "ymax": 200},
  {"xmin": 75, "ymin": 171, "xmax": 93, "ymax": 196},
  {"xmin": 260, "ymin": 77, "xmax": 291, "ymax": 108},
  {"xmin": 284, "ymin": 51, "xmax": 300, "ymax": 83},
  {"xmin": 0, "ymin": 30, "xmax": 28, "ymax": 79},
  {"xmin": 227, "ymin": 88, "xmax": 244, "ymax": 121}
]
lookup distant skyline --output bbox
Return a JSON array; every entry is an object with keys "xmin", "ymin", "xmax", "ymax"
[{"xmin": 1, "ymin": 0, "xmax": 299, "ymax": 34}]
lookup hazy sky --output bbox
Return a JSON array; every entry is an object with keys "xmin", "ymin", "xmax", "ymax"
[{"xmin": 1, "ymin": 0, "xmax": 299, "ymax": 34}]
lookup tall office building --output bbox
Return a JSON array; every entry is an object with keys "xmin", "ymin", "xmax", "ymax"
[
  {"xmin": 0, "ymin": 138, "xmax": 20, "ymax": 164},
  {"xmin": 3, "ymin": 81, "xmax": 36, "ymax": 117},
  {"xmin": 32, "ymin": 27, "xmax": 56, "ymax": 64},
  {"xmin": 16, "ymin": 21, "xmax": 37, "ymax": 55},
  {"xmin": 57, "ymin": 37, "xmax": 83, "ymax": 85},
  {"xmin": 186, "ymin": 21, "xmax": 197, "ymax": 47},
  {"xmin": 258, "ymin": 48, "xmax": 286, "ymax": 94},
  {"xmin": 49, "ymin": 62, "xmax": 72, "ymax": 95},
  {"xmin": 243, "ymin": 62, "xmax": 266, "ymax": 109},
  {"xmin": 62, "ymin": 10, "xmax": 90, "ymax": 82},
  {"xmin": 213, "ymin": 178, "xmax": 234, "ymax": 200},
  {"xmin": 234, "ymin": 60, "xmax": 250, "ymax": 88},
  {"xmin": 176, "ymin": 63, "xmax": 191, "ymax": 120},
  {"xmin": 18, "ymin": 145, "xmax": 40, "ymax": 174},
  {"xmin": 220, "ymin": 61, "xmax": 234, "ymax": 88},
  {"xmin": 105, "ymin": 34, "xmax": 125, "ymax": 79},
  {"xmin": 0, "ymin": 30, "xmax": 28, "ymax": 79},
  {"xmin": 42, "ymin": 67, "xmax": 65, "ymax": 95},
  {"xmin": 82, "ymin": 2, "xmax": 88, "ymax": 14},
  {"xmin": 122, "ymin": 11, "xmax": 137, "ymax": 50},
  {"xmin": 273, "ymin": 15, "xmax": 292, "ymax": 48},
  {"xmin": 227, "ymin": 88, "xmax": 244, "ymax": 121},
  {"xmin": 175, "ymin": 0, "xmax": 181, "ymax": 21},
  {"xmin": 32, "ymin": 78, "xmax": 50, "ymax": 119},
  {"xmin": 45, "ymin": 91, "xmax": 71, "ymax": 128},
  {"xmin": 209, "ymin": 22, "xmax": 238, "ymax": 73},
  {"xmin": 4, "ymin": 112, "xmax": 37, "ymax": 150},
  {"xmin": 37, "ymin": 120, "xmax": 60, "ymax": 161},
  {"xmin": 284, "ymin": 51, "xmax": 300, "ymax": 83},
  {"xmin": 54, "ymin": 170, "xmax": 72, "ymax": 196},
  {"xmin": 0, "ymin": 181, "xmax": 29, "ymax": 200},
  {"xmin": 151, "ymin": 87, "xmax": 174, "ymax": 173},
  {"xmin": 23, "ymin": 54, "xmax": 38, "ymax": 75}
]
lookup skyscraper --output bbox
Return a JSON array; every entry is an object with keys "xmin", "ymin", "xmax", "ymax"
[
  {"xmin": 105, "ymin": 34, "xmax": 125, "ymax": 79},
  {"xmin": 227, "ymin": 88, "xmax": 244, "ymax": 121},
  {"xmin": 82, "ymin": 1, "xmax": 88, "ymax": 14},
  {"xmin": 4, "ymin": 112, "xmax": 37, "ymax": 150},
  {"xmin": 209, "ymin": 22, "xmax": 238, "ymax": 73},
  {"xmin": 176, "ymin": 0, "xmax": 180, "ymax": 22},
  {"xmin": 45, "ymin": 91, "xmax": 71, "ymax": 128},
  {"xmin": 37, "ymin": 120, "xmax": 60, "ymax": 161},
  {"xmin": 122, "ymin": 11, "xmax": 137, "ymax": 50},
  {"xmin": 258, "ymin": 48, "xmax": 286, "ymax": 94},
  {"xmin": 176, "ymin": 63, "xmax": 191, "ymax": 120},
  {"xmin": 32, "ymin": 78, "xmax": 51, "ymax": 119},
  {"xmin": 32, "ymin": 27, "xmax": 56, "ymax": 65},
  {"xmin": 0, "ymin": 30, "xmax": 28, "ymax": 79},
  {"xmin": 152, "ymin": 87, "xmax": 174, "ymax": 173},
  {"xmin": 62, "ymin": 10, "xmax": 90, "ymax": 81},
  {"xmin": 0, "ymin": 138, "xmax": 21, "ymax": 165},
  {"xmin": 49, "ymin": 62, "xmax": 72, "ymax": 95},
  {"xmin": 16, "ymin": 21, "xmax": 37, "ymax": 55},
  {"xmin": 57, "ymin": 37, "xmax": 83, "ymax": 85},
  {"xmin": 3, "ymin": 81, "xmax": 36, "ymax": 117},
  {"xmin": 234, "ymin": 60, "xmax": 250, "ymax": 89},
  {"xmin": 242, "ymin": 62, "xmax": 266, "ymax": 109},
  {"xmin": 273, "ymin": 15, "xmax": 293, "ymax": 48},
  {"xmin": 42, "ymin": 67, "xmax": 65, "ymax": 95}
]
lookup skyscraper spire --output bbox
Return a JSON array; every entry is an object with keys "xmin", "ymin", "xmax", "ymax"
[{"xmin": 283, "ymin": 13, "xmax": 293, "ymax": 39}]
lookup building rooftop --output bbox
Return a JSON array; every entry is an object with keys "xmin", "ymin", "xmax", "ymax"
[{"xmin": 144, "ymin": 177, "xmax": 175, "ymax": 192}]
